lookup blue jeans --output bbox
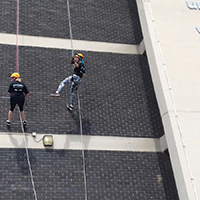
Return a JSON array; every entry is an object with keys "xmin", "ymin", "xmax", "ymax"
[{"xmin": 57, "ymin": 74, "xmax": 81, "ymax": 105}]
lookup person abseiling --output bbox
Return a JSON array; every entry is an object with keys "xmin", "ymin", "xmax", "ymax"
[
  {"xmin": 6, "ymin": 72, "xmax": 29, "ymax": 126},
  {"xmin": 50, "ymin": 53, "xmax": 86, "ymax": 111}
]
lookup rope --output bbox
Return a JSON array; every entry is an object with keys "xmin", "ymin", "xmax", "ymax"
[
  {"xmin": 16, "ymin": 0, "xmax": 19, "ymax": 72},
  {"xmin": 16, "ymin": 0, "xmax": 38, "ymax": 199},
  {"xmin": 18, "ymin": 108, "xmax": 38, "ymax": 200},
  {"xmin": 66, "ymin": 0, "xmax": 74, "ymax": 56},
  {"xmin": 147, "ymin": 1, "xmax": 198, "ymax": 199},
  {"xmin": 66, "ymin": 1, "xmax": 88, "ymax": 200},
  {"xmin": 77, "ymin": 91, "xmax": 88, "ymax": 200}
]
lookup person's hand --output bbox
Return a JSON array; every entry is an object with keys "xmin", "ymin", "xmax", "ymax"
[
  {"xmin": 74, "ymin": 62, "xmax": 79, "ymax": 67},
  {"xmin": 71, "ymin": 56, "xmax": 74, "ymax": 64}
]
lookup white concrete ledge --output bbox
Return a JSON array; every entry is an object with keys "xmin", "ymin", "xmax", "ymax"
[
  {"xmin": 160, "ymin": 135, "xmax": 168, "ymax": 152},
  {"xmin": 0, "ymin": 33, "xmax": 143, "ymax": 55},
  {"xmin": 0, "ymin": 132, "xmax": 163, "ymax": 152}
]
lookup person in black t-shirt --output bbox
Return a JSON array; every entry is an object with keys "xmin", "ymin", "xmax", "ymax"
[
  {"xmin": 6, "ymin": 72, "xmax": 29, "ymax": 126},
  {"xmin": 50, "ymin": 53, "xmax": 86, "ymax": 111}
]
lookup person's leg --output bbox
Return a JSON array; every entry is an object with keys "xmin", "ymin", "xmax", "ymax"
[
  {"xmin": 20, "ymin": 111, "xmax": 25, "ymax": 121},
  {"xmin": 20, "ymin": 110, "xmax": 27, "ymax": 126},
  {"xmin": 8, "ymin": 110, "xmax": 13, "ymax": 122},
  {"xmin": 70, "ymin": 82, "xmax": 78, "ymax": 107},
  {"xmin": 18, "ymin": 97, "xmax": 27, "ymax": 125},
  {"xmin": 57, "ymin": 76, "xmax": 72, "ymax": 93},
  {"xmin": 20, "ymin": 111, "xmax": 27, "ymax": 126},
  {"xmin": 7, "ymin": 96, "xmax": 16, "ymax": 124},
  {"xmin": 51, "ymin": 76, "xmax": 72, "ymax": 97},
  {"xmin": 68, "ymin": 75, "xmax": 82, "ymax": 110}
]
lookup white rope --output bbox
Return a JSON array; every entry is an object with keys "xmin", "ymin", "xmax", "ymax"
[
  {"xmin": 147, "ymin": 1, "xmax": 198, "ymax": 199},
  {"xmin": 66, "ymin": 0, "xmax": 74, "ymax": 56},
  {"xmin": 16, "ymin": 1, "xmax": 38, "ymax": 199},
  {"xmin": 77, "ymin": 91, "xmax": 88, "ymax": 200},
  {"xmin": 18, "ymin": 108, "xmax": 38, "ymax": 200},
  {"xmin": 66, "ymin": 1, "xmax": 88, "ymax": 200}
]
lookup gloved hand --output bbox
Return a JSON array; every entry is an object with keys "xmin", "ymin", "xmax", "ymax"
[{"xmin": 71, "ymin": 56, "xmax": 74, "ymax": 64}]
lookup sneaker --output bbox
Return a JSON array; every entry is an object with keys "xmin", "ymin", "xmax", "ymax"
[
  {"xmin": 23, "ymin": 120, "xmax": 27, "ymax": 126},
  {"xmin": 67, "ymin": 104, "xmax": 73, "ymax": 111},
  {"xmin": 50, "ymin": 92, "xmax": 60, "ymax": 97},
  {"xmin": 6, "ymin": 120, "xmax": 11, "ymax": 126}
]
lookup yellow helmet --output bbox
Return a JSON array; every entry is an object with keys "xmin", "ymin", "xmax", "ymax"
[
  {"xmin": 77, "ymin": 53, "xmax": 84, "ymax": 59},
  {"xmin": 10, "ymin": 72, "xmax": 20, "ymax": 78}
]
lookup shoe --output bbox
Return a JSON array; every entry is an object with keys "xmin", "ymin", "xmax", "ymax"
[
  {"xmin": 67, "ymin": 104, "xmax": 73, "ymax": 111},
  {"xmin": 6, "ymin": 120, "xmax": 11, "ymax": 126},
  {"xmin": 23, "ymin": 120, "xmax": 27, "ymax": 126},
  {"xmin": 50, "ymin": 92, "xmax": 60, "ymax": 97}
]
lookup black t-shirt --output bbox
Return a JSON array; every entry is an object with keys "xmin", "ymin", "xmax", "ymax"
[
  {"xmin": 74, "ymin": 62, "xmax": 85, "ymax": 78},
  {"xmin": 8, "ymin": 81, "xmax": 29, "ymax": 97}
]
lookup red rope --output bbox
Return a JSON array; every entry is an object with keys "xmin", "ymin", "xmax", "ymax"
[{"xmin": 16, "ymin": 0, "xmax": 19, "ymax": 72}]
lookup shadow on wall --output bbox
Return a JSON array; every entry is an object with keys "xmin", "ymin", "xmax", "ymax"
[
  {"xmin": 8, "ymin": 133, "xmax": 36, "ymax": 175},
  {"xmin": 127, "ymin": 0, "xmax": 143, "ymax": 44},
  {"xmin": 157, "ymin": 150, "xmax": 180, "ymax": 200},
  {"xmin": 139, "ymin": 54, "xmax": 165, "ymax": 138}
]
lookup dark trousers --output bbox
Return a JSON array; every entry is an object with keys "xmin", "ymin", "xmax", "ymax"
[{"xmin": 10, "ymin": 95, "xmax": 25, "ymax": 112}]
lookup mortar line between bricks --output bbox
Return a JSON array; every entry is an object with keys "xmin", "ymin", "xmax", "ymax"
[
  {"xmin": 0, "ymin": 132, "xmax": 165, "ymax": 152},
  {"xmin": 0, "ymin": 33, "xmax": 143, "ymax": 55}
]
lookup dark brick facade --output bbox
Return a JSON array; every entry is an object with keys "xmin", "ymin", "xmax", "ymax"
[
  {"xmin": 0, "ymin": 149, "xmax": 179, "ymax": 200},
  {"xmin": 70, "ymin": 0, "xmax": 143, "ymax": 44},
  {"xmin": 0, "ymin": 45, "xmax": 164, "ymax": 138},
  {"xmin": 0, "ymin": 0, "xmax": 180, "ymax": 199},
  {"xmin": 0, "ymin": 0, "xmax": 142, "ymax": 44},
  {"xmin": 0, "ymin": 1, "xmax": 16, "ymax": 34},
  {"xmin": 0, "ymin": 149, "xmax": 85, "ymax": 200}
]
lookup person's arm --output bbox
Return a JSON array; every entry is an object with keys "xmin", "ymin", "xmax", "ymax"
[
  {"xmin": 23, "ymin": 84, "xmax": 29, "ymax": 97},
  {"xmin": 8, "ymin": 83, "xmax": 13, "ymax": 95},
  {"xmin": 79, "ymin": 62, "xmax": 86, "ymax": 77},
  {"xmin": 74, "ymin": 62, "xmax": 79, "ymax": 68}
]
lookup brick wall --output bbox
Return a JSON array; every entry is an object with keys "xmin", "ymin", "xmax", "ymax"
[
  {"xmin": 0, "ymin": 149, "xmax": 179, "ymax": 200},
  {"xmin": 0, "ymin": 0, "xmax": 180, "ymax": 199},
  {"xmin": 0, "ymin": 0, "xmax": 142, "ymax": 44},
  {"xmin": 0, "ymin": 45, "xmax": 164, "ymax": 138}
]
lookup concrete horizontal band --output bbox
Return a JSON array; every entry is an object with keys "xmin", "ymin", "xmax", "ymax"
[
  {"xmin": 0, "ymin": 132, "xmax": 166, "ymax": 152},
  {"xmin": 0, "ymin": 33, "xmax": 144, "ymax": 55}
]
